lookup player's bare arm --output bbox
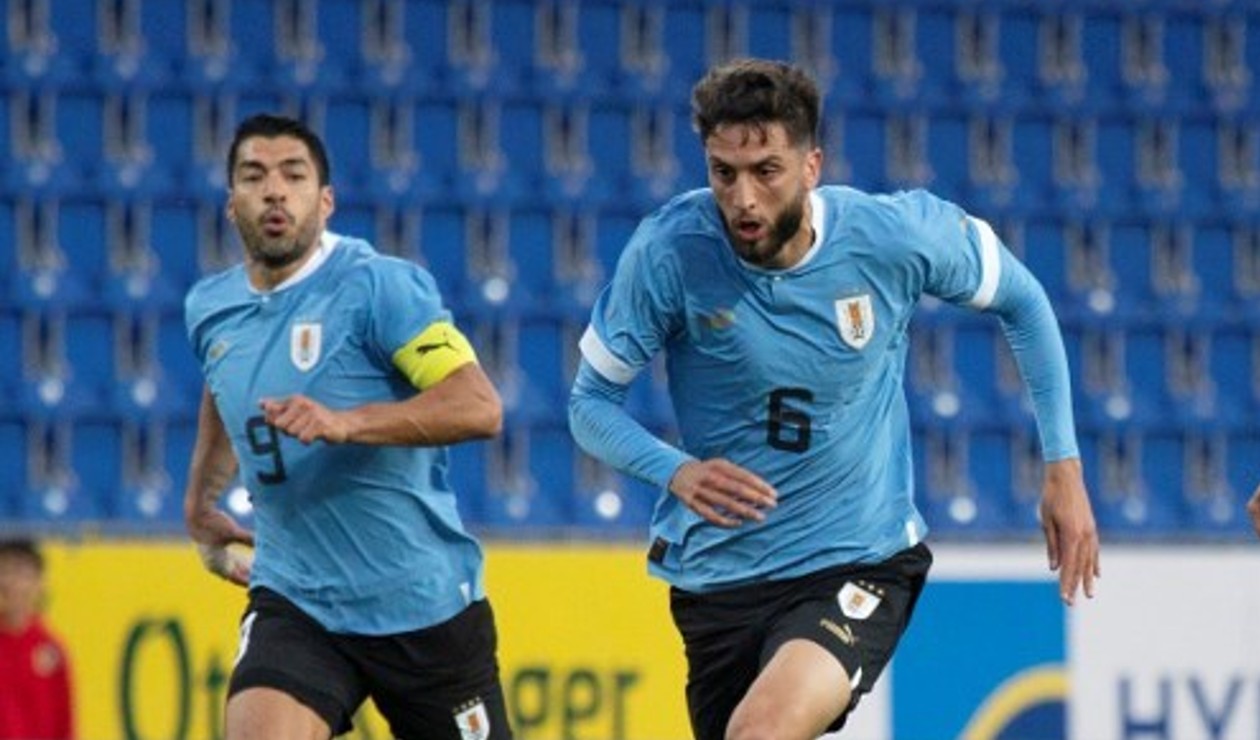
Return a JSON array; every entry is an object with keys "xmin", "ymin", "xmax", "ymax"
[
  {"xmin": 1246, "ymin": 483, "xmax": 1260, "ymax": 539},
  {"xmin": 184, "ymin": 385, "xmax": 255, "ymax": 587},
  {"xmin": 261, "ymin": 362, "xmax": 503, "ymax": 447},
  {"xmin": 669, "ymin": 459, "xmax": 778, "ymax": 528},
  {"xmin": 1039, "ymin": 457, "xmax": 1100, "ymax": 606}
]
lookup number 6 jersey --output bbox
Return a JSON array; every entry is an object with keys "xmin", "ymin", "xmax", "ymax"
[{"xmin": 571, "ymin": 186, "xmax": 1078, "ymax": 592}]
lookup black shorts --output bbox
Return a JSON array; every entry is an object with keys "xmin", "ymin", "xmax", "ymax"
[
  {"xmin": 670, "ymin": 542, "xmax": 932, "ymax": 740},
  {"xmin": 228, "ymin": 587, "xmax": 512, "ymax": 739}
]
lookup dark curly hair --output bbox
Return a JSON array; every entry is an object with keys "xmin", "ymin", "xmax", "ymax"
[{"xmin": 691, "ymin": 58, "xmax": 821, "ymax": 149}]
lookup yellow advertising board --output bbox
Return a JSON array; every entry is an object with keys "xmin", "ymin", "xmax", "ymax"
[{"xmin": 42, "ymin": 540, "xmax": 691, "ymax": 740}]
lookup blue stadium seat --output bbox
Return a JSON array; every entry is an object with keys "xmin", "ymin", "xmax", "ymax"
[
  {"xmin": 747, "ymin": 5, "xmax": 791, "ymax": 62},
  {"xmin": 1210, "ymin": 327, "xmax": 1258, "ymax": 427},
  {"xmin": 592, "ymin": 209, "xmax": 638, "ymax": 279},
  {"xmin": 55, "ymin": 92, "xmax": 106, "ymax": 192},
  {"xmin": 417, "ymin": 206, "xmax": 467, "ymax": 304},
  {"xmin": 3, "ymin": 91, "xmax": 72, "ymax": 196},
  {"xmin": 15, "ymin": 417, "xmax": 106, "ymax": 525},
  {"xmin": 927, "ymin": 114, "xmax": 968, "ymax": 201},
  {"xmin": 0, "ymin": 198, "xmax": 14, "ymax": 292},
  {"xmin": 1079, "ymin": 426, "xmax": 1165, "ymax": 538},
  {"xmin": 323, "ymin": 95, "xmax": 373, "ymax": 192},
  {"xmin": 280, "ymin": 0, "xmax": 355, "ymax": 93},
  {"xmin": 224, "ymin": 0, "xmax": 279, "ymax": 89},
  {"xmin": 1094, "ymin": 119, "xmax": 1138, "ymax": 216},
  {"xmin": 506, "ymin": 209, "xmax": 553, "ymax": 309},
  {"xmin": 477, "ymin": 425, "xmax": 571, "ymax": 529},
  {"xmin": 537, "ymin": 101, "xmax": 602, "ymax": 206},
  {"xmin": 570, "ymin": 0, "xmax": 624, "ymax": 98},
  {"xmin": 0, "ymin": 310, "xmax": 19, "ymax": 409},
  {"xmin": 516, "ymin": 318, "xmax": 567, "ymax": 418},
  {"xmin": 138, "ymin": 0, "xmax": 187, "ymax": 86},
  {"xmin": 150, "ymin": 200, "xmax": 201, "ymax": 294},
  {"xmin": 13, "ymin": 310, "xmax": 106, "ymax": 416},
  {"xmin": 145, "ymin": 93, "xmax": 195, "ymax": 198},
  {"xmin": 414, "ymin": 100, "xmax": 460, "ymax": 198},
  {"xmin": 158, "ymin": 309, "xmax": 202, "ymax": 403},
  {"xmin": 70, "ymin": 418, "xmax": 123, "ymax": 520},
  {"xmin": 914, "ymin": 425, "xmax": 1012, "ymax": 537},
  {"xmin": 843, "ymin": 114, "xmax": 885, "ymax": 191},
  {"xmin": 0, "ymin": 0, "xmax": 70, "ymax": 87},
  {"xmin": 498, "ymin": 100, "xmax": 545, "ymax": 204},
  {"xmin": 1178, "ymin": 431, "xmax": 1249, "ymax": 536},
  {"xmin": 660, "ymin": 2, "xmax": 708, "ymax": 103},
  {"xmin": 447, "ymin": 437, "xmax": 488, "ymax": 524},
  {"xmin": 118, "ymin": 417, "xmax": 185, "ymax": 528},
  {"xmin": 829, "ymin": 6, "xmax": 872, "ymax": 103},
  {"xmin": 570, "ymin": 448, "xmax": 656, "ymax": 533},
  {"xmin": 63, "ymin": 310, "xmax": 114, "ymax": 414},
  {"xmin": 110, "ymin": 310, "xmax": 194, "ymax": 419},
  {"xmin": 0, "ymin": 421, "xmax": 23, "ymax": 518}
]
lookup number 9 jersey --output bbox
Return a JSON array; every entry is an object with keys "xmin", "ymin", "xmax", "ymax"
[{"xmin": 185, "ymin": 232, "xmax": 487, "ymax": 634}]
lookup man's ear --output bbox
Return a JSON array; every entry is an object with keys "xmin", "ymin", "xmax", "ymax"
[{"xmin": 804, "ymin": 147, "xmax": 823, "ymax": 190}]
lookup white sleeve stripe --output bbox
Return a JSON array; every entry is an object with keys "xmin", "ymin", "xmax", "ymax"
[
  {"xmin": 579, "ymin": 325, "xmax": 640, "ymax": 385},
  {"xmin": 966, "ymin": 216, "xmax": 1002, "ymax": 309}
]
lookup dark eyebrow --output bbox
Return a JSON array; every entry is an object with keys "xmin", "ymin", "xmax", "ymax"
[
  {"xmin": 706, "ymin": 154, "xmax": 784, "ymax": 169},
  {"xmin": 236, "ymin": 157, "xmax": 313, "ymax": 173}
]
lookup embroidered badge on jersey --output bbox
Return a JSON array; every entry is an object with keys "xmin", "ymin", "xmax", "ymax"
[
  {"xmin": 290, "ymin": 321, "xmax": 322, "ymax": 371},
  {"xmin": 454, "ymin": 697, "xmax": 491, "ymax": 740},
  {"xmin": 835, "ymin": 295, "xmax": 874, "ymax": 350},
  {"xmin": 838, "ymin": 581, "xmax": 882, "ymax": 620}
]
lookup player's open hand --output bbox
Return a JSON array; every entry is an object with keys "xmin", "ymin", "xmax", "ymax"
[
  {"xmin": 1246, "ymin": 484, "xmax": 1260, "ymax": 539},
  {"xmin": 260, "ymin": 394, "xmax": 350, "ymax": 444},
  {"xmin": 1039, "ymin": 458, "xmax": 1100, "ymax": 606},
  {"xmin": 669, "ymin": 459, "xmax": 777, "ymax": 527}
]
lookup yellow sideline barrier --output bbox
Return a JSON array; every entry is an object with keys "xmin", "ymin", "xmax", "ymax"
[{"xmin": 43, "ymin": 541, "xmax": 690, "ymax": 740}]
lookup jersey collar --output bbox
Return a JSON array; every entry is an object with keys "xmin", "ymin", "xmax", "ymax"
[
  {"xmin": 249, "ymin": 231, "xmax": 340, "ymax": 295},
  {"xmin": 736, "ymin": 190, "xmax": 827, "ymax": 274}
]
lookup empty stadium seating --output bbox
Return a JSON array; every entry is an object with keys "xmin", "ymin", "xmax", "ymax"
[{"xmin": 1, "ymin": 0, "xmax": 1257, "ymax": 540}]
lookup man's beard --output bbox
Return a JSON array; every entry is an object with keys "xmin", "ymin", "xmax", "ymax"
[
  {"xmin": 728, "ymin": 193, "xmax": 807, "ymax": 268},
  {"xmin": 239, "ymin": 212, "xmax": 321, "ymax": 270}
]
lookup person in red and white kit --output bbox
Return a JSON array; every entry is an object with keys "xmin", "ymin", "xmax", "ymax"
[{"xmin": 0, "ymin": 539, "xmax": 74, "ymax": 740}]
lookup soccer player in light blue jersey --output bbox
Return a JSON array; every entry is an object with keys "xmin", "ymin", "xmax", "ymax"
[
  {"xmin": 569, "ymin": 58, "xmax": 1100, "ymax": 739},
  {"xmin": 184, "ymin": 114, "xmax": 512, "ymax": 740}
]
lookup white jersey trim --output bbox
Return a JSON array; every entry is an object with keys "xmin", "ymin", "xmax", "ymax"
[
  {"xmin": 579, "ymin": 325, "xmax": 640, "ymax": 385},
  {"xmin": 250, "ymin": 230, "xmax": 341, "ymax": 295},
  {"xmin": 965, "ymin": 216, "xmax": 1001, "ymax": 309}
]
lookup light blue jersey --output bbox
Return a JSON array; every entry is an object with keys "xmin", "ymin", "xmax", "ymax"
[
  {"xmin": 572, "ymin": 185, "xmax": 1078, "ymax": 592},
  {"xmin": 186, "ymin": 233, "xmax": 485, "ymax": 634}
]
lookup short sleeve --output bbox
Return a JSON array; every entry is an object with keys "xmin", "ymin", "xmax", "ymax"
[{"xmin": 366, "ymin": 259, "xmax": 451, "ymax": 357}]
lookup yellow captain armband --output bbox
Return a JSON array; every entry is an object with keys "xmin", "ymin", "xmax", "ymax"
[{"xmin": 392, "ymin": 321, "xmax": 479, "ymax": 390}]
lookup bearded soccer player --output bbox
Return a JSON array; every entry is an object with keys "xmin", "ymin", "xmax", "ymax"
[{"xmin": 570, "ymin": 58, "xmax": 1100, "ymax": 740}]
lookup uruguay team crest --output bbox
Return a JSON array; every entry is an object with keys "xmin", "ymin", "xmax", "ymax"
[
  {"xmin": 454, "ymin": 698, "xmax": 491, "ymax": 740},
  {"xmin": 838, "ymin": 581, "xmax": 882, "ymax": 620},
  {"xmin": 290, "ymin": 322, "xmax": 322, "ymax": 371},
  {"xmin": 835, "ymin": 295, "xmax": 874, "ymax": 349}
]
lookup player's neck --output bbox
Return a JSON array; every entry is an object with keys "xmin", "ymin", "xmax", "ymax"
[
  {"xmin": 768, "ymin": 201, "xmax": 816, "ymax": 270},
  {"xmin": 246, "ymin": 239, "xmax": 323, "ymax": 292}
]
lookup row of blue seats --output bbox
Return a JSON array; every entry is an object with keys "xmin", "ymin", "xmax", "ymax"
[
  {"xmin": 2, "ymin": 413, "xmax": 1255, "ymax": 538},
  {"xmin": 916, "ymin": 422, "xmax": 1260, "ymax": 539},
  {"xmin": 4, "ymin": 195, "xmax": 1259, "ymax": 322},
  {"xmin": 3, "ymin": 88, "xmax": 1258, "ymax": 207},
  {"xmin": 5, "ymin": 0, "xmax": 1255, "ymax": 114},
  {"xmin": 3, "ymin": 306, "xmax": 1259, "ymax": 436}
]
